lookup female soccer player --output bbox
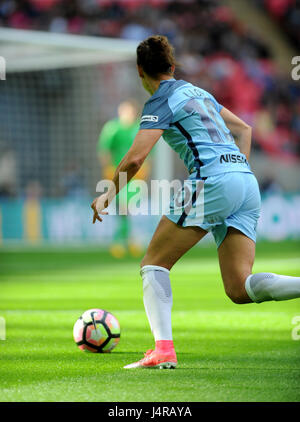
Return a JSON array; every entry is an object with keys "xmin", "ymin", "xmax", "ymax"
[{"xmin": 91, "ymin": 35, "xmax": 300, "ymax": 369}]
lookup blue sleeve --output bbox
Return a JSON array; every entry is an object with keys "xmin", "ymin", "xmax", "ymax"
[
  {"xmin": 208, "ymin": 93, "xmax": 223, "ymax": 113},
  {"xmin": 140, "ymin": 96, "xmax": 173, "ymax": 130}
]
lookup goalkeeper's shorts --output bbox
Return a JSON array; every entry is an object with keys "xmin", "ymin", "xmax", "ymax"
[{"xmin": 165, "ymin": 171, "xmax": 261, "ymax": 248}]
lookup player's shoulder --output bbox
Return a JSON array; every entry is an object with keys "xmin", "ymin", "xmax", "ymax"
[
  {"xmin": 100, "ymin": 117, "xmax": 119, "ymax": 131},
  {"xmin": 144, "ymin": 79, "xmax": 186, "ymax": 103},
  {"xmin": 168, "ymin": 81, "xmax": 222, "ymax": 113},
  {"xmin": 171, "ymin": 81, "xmax": 214, "ymax": 101},
  {"xmin": 142, "ymin": 80, "xmax": 189, "ymax": 116},
  {"xmin": 99, "ymin": 118, "xmax": 121, "ymax": 142},
  {"xmin": 103, "ymin": 118, "xmax": 120, "ymax": 128}
]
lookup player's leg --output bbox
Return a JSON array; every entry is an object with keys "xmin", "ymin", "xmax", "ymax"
[
  {"xmin": 141, "ymin": 216, "xmax": 207, "ymax": 353},
  {"xmin": 218, "ymin": 227, "xmax": 254, "ymax": 304},
  {"xmin": 141, "ymin": 215, "xmax": 207, "ymax": 269},
  {"xmin": 109, "ymin": 193, "xmax": 128, "ymax": 258},
  {"xmin": 127, "ymin": 182, "xmax": 143, "ymax": 257},
  {"xmin": 124, "ymin": 216, "xmax": 207, "ymax": 369},
  {"xmin": 111, "ymin": 216, "xmax": 128, "ymax": 250},
  {"xmin": 110, "ymin": 184, "xmax": 141, "ymax": 258},
  {"xmin": 218, "ymin": 227, "xmax": 300, "ymax": 304}
]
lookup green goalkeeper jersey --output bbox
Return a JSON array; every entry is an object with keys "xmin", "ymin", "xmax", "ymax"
[{"xmin": 98, "ymin": 118, "xmax": 140, "ymax": 166}]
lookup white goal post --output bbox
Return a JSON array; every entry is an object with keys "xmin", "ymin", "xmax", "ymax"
[{"xmin": 0, "ymin": 28, "xmax": 138, "ymax": 72}]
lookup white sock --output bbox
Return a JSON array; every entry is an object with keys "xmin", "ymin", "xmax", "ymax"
[
  {"xmin": 245, "ymin": 272, "xmax": 300, "ymax": 303},
  {"xmin": 141, "ymin": 265, "xmax": 173, "ymax": 341}
]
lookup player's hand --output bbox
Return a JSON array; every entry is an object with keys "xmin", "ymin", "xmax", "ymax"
[{"xmin": 91, "ymin": 193, "xmax": 109, "ymax": 224}]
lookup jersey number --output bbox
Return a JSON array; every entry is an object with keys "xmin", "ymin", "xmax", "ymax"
[{"xmin": 184, "ymin": 98, "xmax": 233, "ymax": 144}]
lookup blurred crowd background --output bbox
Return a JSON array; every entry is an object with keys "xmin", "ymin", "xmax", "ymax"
[
  {"xmin": 1, "ymin": 0, "xmax": 300, "ymax": 166},
  {"xmin": 0, "ymin": 0, "xmax": 299, "ymax": 245}
]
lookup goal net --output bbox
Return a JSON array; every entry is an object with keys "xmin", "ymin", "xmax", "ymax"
[
  {"xmin": 0, "ymin": 28, "xmax": 163, "ymax": 245},
  {"xmin": 0, "ymin": 28, "xmax": 143, "ymax": 198}
]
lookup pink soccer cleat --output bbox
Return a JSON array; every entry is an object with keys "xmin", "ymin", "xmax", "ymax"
[{"xmin": 124, "ymin": 348, "xmax": 177, "ymax": 369}]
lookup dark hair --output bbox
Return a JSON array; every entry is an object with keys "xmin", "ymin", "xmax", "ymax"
[{"xmin": 136, "ymin": 35, "xmax": 176, "ymax": 79}]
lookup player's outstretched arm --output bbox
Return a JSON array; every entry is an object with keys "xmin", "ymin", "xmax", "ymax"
[
  {"xmin": 91, "ymin": 129, "xmax": 162, "ymax": 223},
  {"xmin": 220, "ymin": 107, "xmax": 252, "ymax": 160}
]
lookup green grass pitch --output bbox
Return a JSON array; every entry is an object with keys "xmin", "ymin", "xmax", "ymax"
[{"xmin": 0, "ymin": 241, "xmax": 300, "ymax": 402}]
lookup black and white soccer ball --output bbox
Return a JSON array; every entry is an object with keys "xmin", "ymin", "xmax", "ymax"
[{"xmin": 73, "ymin": 308, "xmax": 120, "ymax": 353}]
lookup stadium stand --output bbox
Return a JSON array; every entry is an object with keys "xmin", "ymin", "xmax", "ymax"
[{"xmin": 0, "ymin": 0, "xmax": 299, "ymax": 167}]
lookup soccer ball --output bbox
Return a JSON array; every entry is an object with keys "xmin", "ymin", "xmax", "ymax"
[{"xmin": 73, "ymin": 308, "xmax": 120, "ymax": 353}]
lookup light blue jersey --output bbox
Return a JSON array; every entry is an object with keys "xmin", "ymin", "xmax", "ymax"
[
  {"xmin": 140, "ymin": 78, "xmax": 261, "ymax": 247},
  {"xmin": 140, "ymin": 78, "xmax": 252, "ymax": 179}
]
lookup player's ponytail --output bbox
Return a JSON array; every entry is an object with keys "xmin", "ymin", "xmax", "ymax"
[{"xmin": 137, "ymin": 35, "xmax": 176, "ymax": 79}]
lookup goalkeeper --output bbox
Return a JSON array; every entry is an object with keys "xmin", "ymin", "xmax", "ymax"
[{"xmin": 98, "ymin": 99, "xmax": 151, "ymax": 258}]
